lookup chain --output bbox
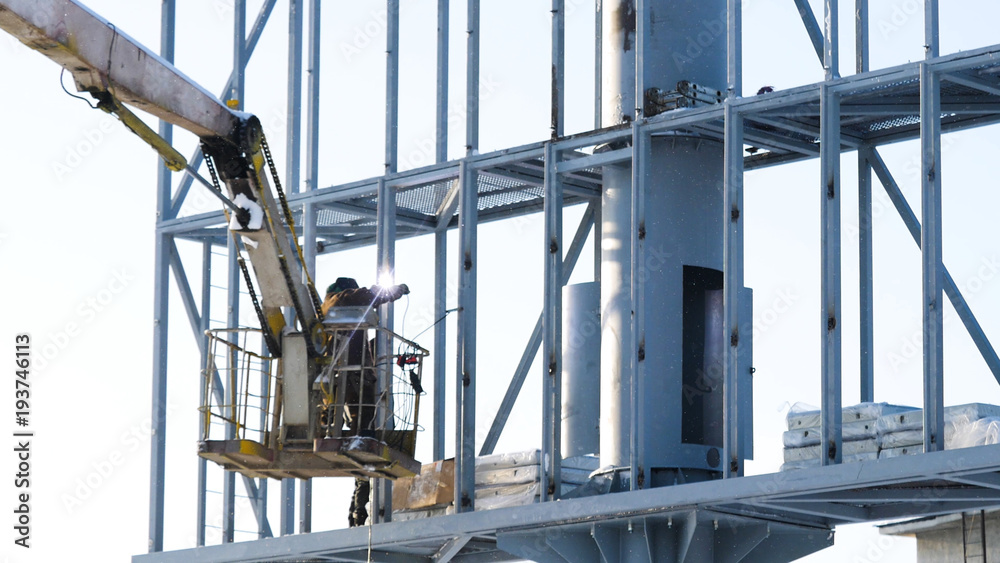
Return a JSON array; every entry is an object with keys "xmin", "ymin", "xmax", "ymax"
[
  {"xmin": 204, "ymin": 147, "xmax": 281, "ymax": 356},
  {"xmin": 260, "ymin": 135, "xmax": 324, "ymax": 317}
]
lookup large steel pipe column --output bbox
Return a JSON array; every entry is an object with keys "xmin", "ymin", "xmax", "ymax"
[{"xmin": 601, "ymin": 0, "xmax": 728, "ymax": 484}]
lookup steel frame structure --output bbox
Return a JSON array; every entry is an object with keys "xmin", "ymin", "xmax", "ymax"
[{"xmin": 138, "ymin": 0, "xmax": 1000, "ymax": 560}]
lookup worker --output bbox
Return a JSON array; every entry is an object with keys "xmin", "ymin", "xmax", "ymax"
[{"xmin": 322, "ymin": 276, "xmax": 409, "ymax": 527}]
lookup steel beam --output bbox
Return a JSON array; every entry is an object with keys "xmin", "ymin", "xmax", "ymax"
[
  {"xmin": 466, "ymin": 0, "xmax": 479, "ymax": 153},
  {"xmin": 551, "ymin": 0, "xmax": 565, "ymax": 138},
  {"xmin": 433, "ymin": 229, "xmax": 447, "ymax": 461},
  {"xmin": 824, "ymin": 0, "xmax": 840, "ymax": 79},
  {"xmin": 437, "ymin": 0, "xmax": 449, "ymax": 163},
  {"xmin": 196, "ymin": 241, "xmax": 211, "ymax": 547},
  {"xmin": 223, "ymin": 237, "xmax": 239, "ymax": 543},
  {"xmin": 541, "ymin": 142, "xmax": 563, "ymax": 501},
  {"xmin": 925, "ymin": 0, "xmax": 939, "ymax": 60},
  {"xmin": 723, "ymin": 100, "xmax": 744, "ymax": 478},
  {"xmin": 280, "ymin": 480, "xmax": 295, "ymax": 536},
  {"xmin": 148, "ymin": 0, "xmax": 174, "ymax": 551},
  {"xmin": 858, "ymin": 149, "xmax": 874, "ymax": 403},
  {"xmin": 376, "ymin": 175, "xmax": 398, "ymax": 522},
  {"xmin": 286, "ymin": 0, "xmax": 303, "ymax": 194},
  {"xmin": 455, "ymin": 160, "xmax": 477, "ymax": 511},
  {"xmin": 386, "ymin": 0, "xmax": 399, "ymax": 174},
  {"xmin": 594, "ymin": 0, "xmax": 602, "ymax": 129},
  {"xmin": 855, "ymin": 0, "xmax": 868, "ymax": 74},
  {"xmin": 298, "ymin": 480, "xmax": 311, "ymax": 534},
  {"xmin": 921, "ymin": 61, "xmax": 944, "ymax": 452},
  {"xmin": 865, "ymin": 148, "xmax": 1000, "ymax": 384},
  {"xmin": 820, "ymin": 83, "xmax": 842, "ymax": 466},
  {"xmin": 629, "ymin": 122, "xmax": 648, "ymax": 488}
]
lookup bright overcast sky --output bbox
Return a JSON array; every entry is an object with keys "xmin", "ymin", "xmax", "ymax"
[{"xmin": 3, "ymin": 1, "xmax": 1000, "ymax": 561}]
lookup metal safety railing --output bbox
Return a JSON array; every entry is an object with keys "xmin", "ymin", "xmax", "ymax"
[
  {"xmin": 199, "ymin": 328, "xmax": 277, "ymax": 446},
  {"xmin": 315, "ymin": 320, "xmax": 427, "ymax": 456}
]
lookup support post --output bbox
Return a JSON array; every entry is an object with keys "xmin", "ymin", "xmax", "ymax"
[
  {"xmin": 286, "ymin": 0, "xmax": 303, "ymax": 194},
  {"xmin": 223, "ymin": 238, "xmax": 239, "ymax": 542},
  {"xmin": 436, "ymin": 0, "xmax": 449, "ymax": 163},
  {"xmin": 148, "ymin": 0, "xmax": 174, "ymax": 552},
  {"xmin": 551, "ymin": 0, "xmax": 565, "ymax": 139},
  {"xmin": 305, "ymin": 0, "xmax": 321, "ymax": 193},
  {"xmin": 433, "ymin": 229, "xmax": 447, "ymax": 461},
  {"xmin": 723, "ymin": 100, "xmax": 743, "ymax": 479},
  {"xmin": 824, "ymin": 0, "xmax": 839, "ymax": 79},
  {"xmin": 859, "ymin": 149, "xmax": 874, "ymax": 403},
  {"xmin": 921, "ymin": 60, "xmax": 944, "ymax": 452},
  {"xmin": 375, "ymin": 176, "xmax": 397, "ymax": 522},
  {"xmin": 455, "ymin": 160, "xmax": 477, "ymax": 511},
  {"xmin": 466, "ymin": 0, "xmax": 479, "ymax": 154},
  {"xmin": 386, "ymin": 0, "xmax": 399, "ymax": 174},
  {"xmin": 594, "ymin": 0, "xmax": 602, "ymax": 129},
  {"xmin": 820, "ymin": 82, "xmax": 842, "ymax": 466},
  {"xmin": 196, "ymin": 241, "xmax": 211, "ymax": 546},
  {"xmin": 628, "ymin": 122, "xmax": 647, "ymax": 489},
  {"xmin": 280, "ymin": 480, "xmax": 295, "ymax": 536},
  {"xmin": 298, "ymin": 480, "xmax": 311, "ymax": 533},
  {"xmin": 855, "ymin": 0, "xmax": 868, "ymax": 74},
  {"xmin": 542, "ymin": 142, "xmax": 563, "ymax": 500}
]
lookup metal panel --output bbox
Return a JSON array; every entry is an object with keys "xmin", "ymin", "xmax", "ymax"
[{"xmin": 858, "ymin": 150, "xmax": 874, "ymax": 403}]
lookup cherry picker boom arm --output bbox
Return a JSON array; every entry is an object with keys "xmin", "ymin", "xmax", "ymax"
[{"xmin": 0, "ymin": 0, "xmax": 321, "ymax": 355}]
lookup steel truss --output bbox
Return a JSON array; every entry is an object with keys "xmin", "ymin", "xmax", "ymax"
[{"xmin": 142, "ymin": 0, "xmax": 1000, "ymax": 560}]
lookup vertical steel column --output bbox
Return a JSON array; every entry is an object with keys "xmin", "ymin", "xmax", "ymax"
[
  {"xmin": 433, "ymin": 230, "xmax": 447, "ymax": 462},
  {"xmin": 296, "ymin": 0, "xmax": 321, "ymax": 530},
  {"xmin": 196, "ymin": 242, "xmax": 211, "ymax": 546},
  {"xmin": 286, "ymin": 0, "xmax": 303, "ymax": 194},
  {"xmin": 551, "ymin": 0, "xmax": 565, "ymax": 139},
  {"xmin": 859, "ymin": 150, "xmax": 874, "ymax": 403},
  {"xmin": 594, "ymin": 0, "xmax": 602, "ymax": 129},
  {"xmin": 723, "ymin": 0, "xmax": 743, "ymax": 478},
  {"xmin": 628, "ymin": 122, "xmax": 647, "ymax": 489},
  {"xmin": 819, "ymin": 0, "xmax": 842, "ymax": 467},
  {"xmin": 436, "ymin": 0, "xmax": 450, "ymax": 163},
  {"xmin": 542, "ymin": 142, "xmax": 563, "ymax": 501},
  {"xmin": 824, "ymin": 0, "xmax": 840, "ymax": 79},
  {"xmin": 466, "ymin": 0, "xmax": 479, "ymax": 153},
  {"xmin": 223, "ymin": 242, "xmax": 240, "ymax": 542},
  {"xmin": 454, "ymin": 160, "xmax": 477, "ymax": 511},
  {"xmin": 855, "ymin": 0, "xmax": 868, "ymax": 74},
  {"xmin": 149, "ymin": 1, "xmax": 175, "ymax": 551},
  {"xmin": 433, "ymin": 0, "xmax": 450, "ymax": 463},
  {"xmin": 280, "ymin": 480, "xmax": 295, "ymax": 536},
  {"xmin": 222, "ymin": 1, "xmax": 246, "ymax": 544},
  {"xmin": 375, "ymin": 176, "xmax": 397, "ymax": 522},
  {"xmin": 386, "ymin": 0, "xmax": 399, "ymax": 173},
  {"xmin": 633, "ymin": 0, "xmax": 644, "ymax": 120},
  {"xmin": 921, "ymin": 0, "xmax": 943, "ymax": 451}
]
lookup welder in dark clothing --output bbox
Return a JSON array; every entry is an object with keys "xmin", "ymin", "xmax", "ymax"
[{"xmin": 321, "ymin": 276, "xmax": 409, "ymax": 527}]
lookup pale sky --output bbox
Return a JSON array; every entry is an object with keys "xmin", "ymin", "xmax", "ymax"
[{"xmin": 3, "ymin": 1, "xmax": 1000, "ymax": 561}]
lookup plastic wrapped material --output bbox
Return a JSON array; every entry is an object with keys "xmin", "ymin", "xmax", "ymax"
[
  {"xmin": 877, "ymin": 415, "xmax": 1000, "ymax": 452},
  {"xmin": 786, "ymin": 402, "xmax": 916, "ymax": 430},
  {"xmin": 783, "ymin": 439, "xmax": 879, "ymax": 462},
  {"xmin": 780, "ymin": 452, "xmax": 876, "ymax": 472},
  {"xmin": 875, "ymin": 403, "xmax": 1000, "ymax": 434},
  {"xmin": 782, "ymin": 419, "xmax": 877, "ymax": 447},
  {"xmin": 474, "ymin": 450, "xmax": 541, "ymax": 471},
  {"xmin": 475, "ymin": 465, "xmax": 538, "ymax": 486}
]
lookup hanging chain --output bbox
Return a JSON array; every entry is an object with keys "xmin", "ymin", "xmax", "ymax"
[
  {"xmin": 204, "ymin": 147, "xmax": 281, "ymax": 356},
  {"xmin": 260, "ymin": 135, "xmax": 324, "ymax": 317}
]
